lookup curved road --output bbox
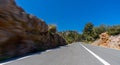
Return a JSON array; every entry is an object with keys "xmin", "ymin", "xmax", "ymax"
[{"xmin": 2, "ymin": 42, "xmax": 120, "ymax": 65}]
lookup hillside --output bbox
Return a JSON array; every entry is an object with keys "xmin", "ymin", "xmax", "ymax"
[
  {"xmin": 58, "ymin": 31, "xmax": 82, "ymax": 43},
  {"xmin": 0, "ymin": 0, "xmax": 67, "ymax": 60},
  {"xmin": 58, "ymin": 23, "xmax": 120, "ymax": 45}
]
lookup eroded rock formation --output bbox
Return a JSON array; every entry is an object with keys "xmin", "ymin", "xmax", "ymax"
[
  {"xmin": 92, "ymin": 32, "xmax": 120, "ymax": 50},
  {"xmin": 0, "ymin": 0, "xmax": 66, "ymax": 59}
]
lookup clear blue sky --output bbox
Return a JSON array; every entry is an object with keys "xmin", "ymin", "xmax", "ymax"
[{"xmin": 16, "ymin": 0, "xmax": 120, "ymax": 32}]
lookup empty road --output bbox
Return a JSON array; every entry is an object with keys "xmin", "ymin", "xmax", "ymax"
[{"xmin": 2, "ymin": 42, "xmax": 120, "ymax": 65}]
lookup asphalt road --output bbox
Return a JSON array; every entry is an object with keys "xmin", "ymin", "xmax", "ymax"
[{"xmin": 2, "ymin": 42, "xmax": 120, "ymax": 65}]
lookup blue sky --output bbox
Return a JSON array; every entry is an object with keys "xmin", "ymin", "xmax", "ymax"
[{"xmin": 16, "ymin": 0, "xmax": 120, "ymax": 32}]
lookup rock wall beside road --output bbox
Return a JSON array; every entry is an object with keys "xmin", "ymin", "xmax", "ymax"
[{"xmin": 0, "ymin": 0, "xmax": 67, "ymax": 59}]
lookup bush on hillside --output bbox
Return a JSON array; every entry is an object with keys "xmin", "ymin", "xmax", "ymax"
[{"xmin": 48, "ymin": 25, "xmax": 57, "ymax": 33}]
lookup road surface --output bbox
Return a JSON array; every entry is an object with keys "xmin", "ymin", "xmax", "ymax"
[{"xmin": 2, "ymin": 42, "xmax": 120, "ymax": 65}]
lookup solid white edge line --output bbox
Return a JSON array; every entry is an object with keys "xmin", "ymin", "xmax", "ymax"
[{"xmin": 80, "ymin": 44, "xmax": 111, "ymax": 65}]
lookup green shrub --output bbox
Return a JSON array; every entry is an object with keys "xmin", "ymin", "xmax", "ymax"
[{"xmin": 48, "ymin": 25, "xmax": 57, "ymax": 33}]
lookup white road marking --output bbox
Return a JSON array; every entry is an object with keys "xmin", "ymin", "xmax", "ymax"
[
  {"xmin": 0, "ymin": 55, "xmax": 31, "ymax": 65},
  {"xmin": 0, "ymin": 49, "xmax": 53, "ymax": 65},
  {"xmin": 0, "ymin": 43, "xmax": 111, "ymax": 65},
  {"xmin": 80, "ymin": 44, "xmax": 110, "ymax": 65},
  {"xmin": 45, "ymin": 50, "xmax": 52, "ymax": 52}
]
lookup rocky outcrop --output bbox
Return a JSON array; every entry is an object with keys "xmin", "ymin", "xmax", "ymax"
[
  {"xmin": 92, "ymin": 32, "xmax": 120, "ymax": 50},
  {"xmin": 0, "ymin": 0, "xmax": 67, "ymax": 59}
]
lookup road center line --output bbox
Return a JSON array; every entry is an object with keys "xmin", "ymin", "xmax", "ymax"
[{"xmin": 80, "ymin": 44, "xmax": 110, "ymax": 65}]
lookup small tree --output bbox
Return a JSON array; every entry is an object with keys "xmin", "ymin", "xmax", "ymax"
[{"xmin": 82, "ymin": 22, "xmax": 94, "ymax": 42}]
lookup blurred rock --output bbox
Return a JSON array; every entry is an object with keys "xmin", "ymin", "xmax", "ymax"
[{"xmin": 0, "ymin": 0, "xmax": 67, "ymax": 59}]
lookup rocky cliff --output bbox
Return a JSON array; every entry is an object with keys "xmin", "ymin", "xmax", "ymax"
[
  {"xmin": 0, "ymin": 0, "xmax": 67, "ymax": 60},
  {"xmin": 92, "ymin": 32, "xmax": 120, "ymax": 50}
]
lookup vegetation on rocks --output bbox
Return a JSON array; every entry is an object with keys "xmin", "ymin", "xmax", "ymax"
[
  {"xmin": 48, "ymin": 24, "xmax": 57, "ymax": 33},
  {"xmin": 58, "ymin": 31, "xmax": 82, "ymax": 44}
]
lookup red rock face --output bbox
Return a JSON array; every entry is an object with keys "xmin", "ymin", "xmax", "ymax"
[{"xmin": 0, "ymin": 0, "xmax": 66, "ymax": 59}]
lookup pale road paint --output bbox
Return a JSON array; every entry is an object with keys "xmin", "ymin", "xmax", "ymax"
[
  {"xmin": 0, "ymin": 55, "xmax": 30, "ymax": 65},
  {"xmin": 80, "ymin": 44, "xmax": 110, "ymax": 65},
  {"xmin": 0, "ymin": 49, "xmax": 53, "ymax": 65}
]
